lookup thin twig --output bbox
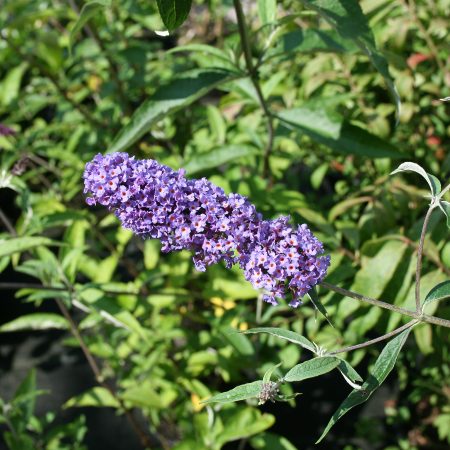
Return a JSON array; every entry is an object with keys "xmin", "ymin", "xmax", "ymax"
[
  {"xmin": 415, "ymin": 205, "xmax": 436, "ymax": 313},
  {"xmin": 328, "ymin": 320, "xmax": 418, "ymax": 355},
  {"xmin": 0, "ymin": 208, "xmax": 17, "ymax": 236},
  {"xmin": 233, "ymin": 0, "xmax": 275, "ymax": 181},
  {"xmin": 320, "ymin": 281, "xmax": 450, "ymax": 328}
]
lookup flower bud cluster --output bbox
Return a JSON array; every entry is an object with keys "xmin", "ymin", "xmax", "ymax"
[{"xmin": 83, "ymin": 153, "xmax": 330, "ymax": 307}]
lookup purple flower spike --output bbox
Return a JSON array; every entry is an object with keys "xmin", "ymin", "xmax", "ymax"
[{"xmin": 83, "ymin": 152, "xmax": 330, "ymax": 307}]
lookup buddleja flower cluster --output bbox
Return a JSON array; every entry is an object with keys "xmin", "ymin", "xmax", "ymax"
[{"xmin": 83, "ymin": 153, "xmax": 330, "ymax": 307}]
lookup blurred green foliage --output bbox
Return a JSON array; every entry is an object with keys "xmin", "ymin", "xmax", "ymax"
[{"xmin": 0, "ymin": 0, "xmax": 449, "ymax": 449}]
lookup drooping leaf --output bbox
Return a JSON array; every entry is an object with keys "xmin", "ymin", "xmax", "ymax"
[
  {"xmin": 243, "ymin": 327, "xmax": 315, "ymax": 353},
  {"xmin": 316, "ymin": 328, "xmax": 412, "ymax": 443},
  {"xmin": 64, "ymin": 387, "xmax": 120, "ymax": 408},
  {"xmin": 283, "ymin": 356, "xmax": 340, "ymax": 383},
  {"xmin": 0, "ymin": 236, "xmax": 55, "ymax": 258},
  {"xmin": 108, "ymin": 69, "xmax": 236, "ymax": 153},
  {"xmin": 423, "ymin": 280, "xmax": 450, "ymax": 308},
  {"xmin": 307, "ymin": 286, "xmax": 332, "ymax": 325},
  {"xmin": 438, "ymin": 200, "xmax": 450, "ymax": 228},
  {"xmin": 300, "ymin": 0, "xmax": 401, "ymax": 119},
  {"xmin": 69, "ymin": 0, "xmax": 111, "ymax": 54},
  {"xmin": 202, "ymin": 381, "xmax": 263, "ymax": 404},
  {"xmin": 335, "ymin": 358, "xmax": 363, "ymax": 383},
  {"xmin": 0, "ymin": 314, "xmax": 69, "ymax": 332},
  {"xmin": 156, "ymin": 0, "xmax": 192, "ymax": 30},
  {"xmin": 184, "ymin": 145, "xmax": 259, "ymax": 175},
  {"xmin": 391, "ymin": 162, "xmax": 441, "ymax": 196}
]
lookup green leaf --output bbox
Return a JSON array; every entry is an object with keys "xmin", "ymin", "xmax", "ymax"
[
  {"xmin": 0, "ymin": 236, "xmax": 55, "ymax": 258},
  {"xmin": 251, "ymin": 432, "xmax": 299, "ymax": 450},
  {"xmin": 258, "ymin": 0, "xmax": 277, "ymax": 24},
  {"xmin": 300, "ymin": 0, "xmax": 401, "ymax": 120},
  {"xmin": 217, "ymin": 408, "xmax": 275, "ymax": 446},
  {"xmin": 391, "ymin": 162, "xmax": 441, "ymax": 196},
  {"xmin": 0, "ymin": 314, "xmax": 69, "ymax": 332},
  {"xmin": 423, "ymin": 280, "xmax": 450, "ymax": 307},
  {"xmin": 438, "ymin": 200, "xmax": 450, "ymax": 228},
  {"xmin": 336, "ymin": 358, "xmax": 363, "ymax": 383},
  {"xmin": 64, "ymin": 387, "xmax": 120, "ymax": 409},
  {"xmin": 263, "ymin": 362, "xmax": 282, "ymax": 383},
  {"xmin": 0, "ymin": 62, "xmax": 29, "ymax": 107},
  {"xmin": 202, "ymin": 381, "xmax": 263, "ymax": 404},
  {"xmin": 108, "ymin": 69, "xmax": 235, "ymax": 154},
  {"xmin": 280, "ymin": 116, "xmax": 403, "ymax": 158},
  {"xmin": 220, "ymin": 326, "xmax": 255, "ymax": 357},
  {"xmin": 243, "ymin": 327, "xmax": 315, "ymax": 352},
  {"xmin": 279, "ymin": 29, "xmax": 358, "ymax": 54},
  {"xmin": 277, "ymin": 104, "xmax": 342, "ymax": 139},
  {"xmin": 69, "ymin": 0, "xmax": 111, "ymax": 54},
  {"xmin": 316, "ymin": 328, "xmax": 412, "ymax": 443},
  {"xmin": 184, "ymin": 145, "xmax": 259, "ymax": 175},
  {"xmin": 13, "ymin": 370, "xmax": 37, "ymax": 430},
  {"xmin": 307, "ymin": 286, "xmax": 332, "ymax": 324},
  {"xmin": 283, "ymin": 356, "xmax": 340, "ymax": 383},
  {"xmin": 156, "ymin": 0, "xmax": 192, "ymax": 30}
]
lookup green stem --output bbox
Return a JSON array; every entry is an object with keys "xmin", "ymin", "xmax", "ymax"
[
  {"xmin": 328, "ymin": 320, "xmax": 418, "ymax": 355},
  {"xmin": 233, "ymin": 0, "xmax": 274, "ymax": 180},
  {"xmin": 320, "ymin": 281, "xmax": 450, "ymax": 328},
  {"xmin": 415, "ymin": 205, "xmax": 436, "ymax": 313}
]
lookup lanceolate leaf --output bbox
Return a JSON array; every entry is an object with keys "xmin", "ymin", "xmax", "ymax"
[
  {"xmin": 108, "ymin": 69, "xmax": 236, "ymax": 154},
  {"xmin": 284, "ymin": 356, "xmax": 340, "ymax": 382},
  {"xmin": 0, "ymin": 236, "xmax": 55, "ymax": 258},
  {"xmin": 316, "ymin": 328, "xmax": 412, "ymax": 443},
  {"xmin": 69, "ymin": 0, "xmax": 111, "ymax": 54},
  {"xmin": 391, "ymin": 162, "xmax": 441, "ymax": 197},
  {"xmin": 202, "ymin": 381, "xmax": 263, "ymax": 404},
  {"xmin": 423, "ymin": 280, "xmax": 450, "ymax": 308},
  {"xmin": 156, "ymin": 0, "xmax": 192, "ymax": 31},
  {"xmin": 243, "ymin": 327, "xmax": 316, "ymax": 353},
  {"xmin": 300, "ymin": 0, "xmax": 401, "ymax": 120},
  {"xmin": 280, "ymin": 117, "xmax": 404, "ymax": 159},
  {"xmin": 0, "ymin": 314, "xmax": 69, "ymax": 332}
]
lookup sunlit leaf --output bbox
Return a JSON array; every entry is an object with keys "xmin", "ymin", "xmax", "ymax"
[
  {"xmin": 391, "ymin": 162, "xmax": 441, "ymax": 196},
  {"xmin": 0, "ymin": 314, "xmax": 69, "ymax": 332},
  {"xmin": 283, "ymin": 356, "xmax": 340, "ymax": 382},
  {"xmin": 243, "ymin": 327, "xmax": 315, "ymax": 352},
  {"xmin": 438, "ymin": 200, "xmax": 450, "ymax": 228},
  {"xmin": 64, "ymin": 387, "xmax": 119, "ymax": 408},
  {"xmin": 0, "ymin": 236, "xmax": 55, "ymax": 258},
  {"xmin": 202, "ymin": 381, "xmax": 263, "ymax": 404}
]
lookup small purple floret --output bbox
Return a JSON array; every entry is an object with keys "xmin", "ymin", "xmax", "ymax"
[{"xmin": 83, "ymin": 153, "xmax": 330, "ymax": 307}]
